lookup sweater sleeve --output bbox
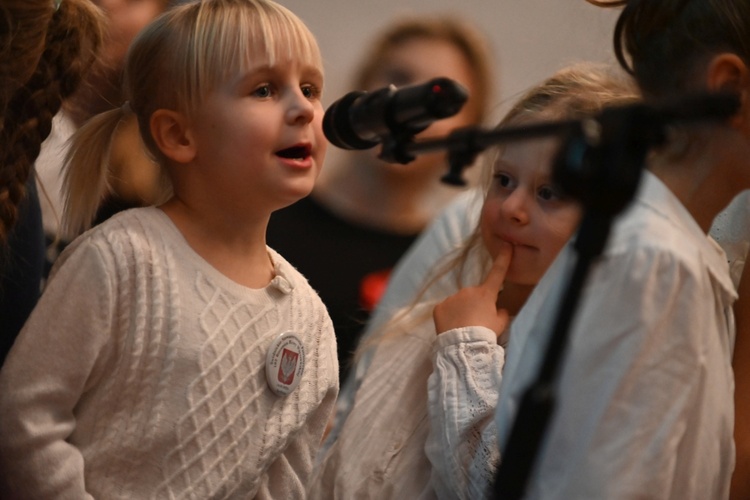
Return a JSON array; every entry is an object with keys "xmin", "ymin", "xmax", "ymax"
[
  {"xmin": 0, "ymin": 239, "xmax": 114, "ymax": 499},
  {"xmin": 319, "ymin": 343, "xmax": 369, "ymax": 457},
  {"xmin": 426, "ymin": 326, "xmax": 505, "ymax": 500}
]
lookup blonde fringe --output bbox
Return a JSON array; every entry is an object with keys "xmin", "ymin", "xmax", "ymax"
[{"xmin": 61, "ymin": 107, "xmax": 125, "ymax": 239}]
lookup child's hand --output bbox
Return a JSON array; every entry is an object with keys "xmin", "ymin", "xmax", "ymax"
[{"xmin": 433, "ymin": 242, "xmax": 512, "ymax": 338}]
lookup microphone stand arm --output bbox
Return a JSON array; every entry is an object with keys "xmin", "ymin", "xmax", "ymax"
[{"xmin": 378, "ymin": 120, "xmax": 579, "ymax": 185}]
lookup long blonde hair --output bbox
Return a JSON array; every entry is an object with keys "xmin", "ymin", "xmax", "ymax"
[
  {"xmin": 355, "ymin": 62, "xmax": 640, "ymax": 359},
  {"xmin": 62, "ymin": 0, "xmax": 323, "ymax": 238}
]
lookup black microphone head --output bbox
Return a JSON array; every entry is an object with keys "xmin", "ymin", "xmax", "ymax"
[
  {"xmin": 387, "ymin": 77, "xmax": 468, "ymax": 132},
  {"xmin": 419, "ymin": 77, "xmax": 469, "ymax": 118},
  {"xmin": 323, "ymin": 77, "xmax": 469, "ymax": 152},
  {"xmin": 323, "ymin": 91, "xmax": 380, "ymax": 150}
]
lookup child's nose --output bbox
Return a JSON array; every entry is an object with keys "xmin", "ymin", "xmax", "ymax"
[
  {"xmin": 286, "ymin": 90, "xmax": 315, "ymax": 125},
  {"xmin": 502, "ymin": 189, "xmax": 530, "ymax": 224}
]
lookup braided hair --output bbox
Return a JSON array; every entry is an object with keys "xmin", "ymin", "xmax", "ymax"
[{"xmin": 0, "ymin": 0, "xmax": 102, "ymax": 248}]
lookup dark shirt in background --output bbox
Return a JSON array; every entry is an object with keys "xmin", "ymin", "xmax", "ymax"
[{"xmin": 267, "ymin": 196, "xmax": 418, "ymax": 380}]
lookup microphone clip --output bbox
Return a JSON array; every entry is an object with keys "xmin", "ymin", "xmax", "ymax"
[{"xmin": 378, "ymin": 135, "xmax": 418, "ymax": 165}]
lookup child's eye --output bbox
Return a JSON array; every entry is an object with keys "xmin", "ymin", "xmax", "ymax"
[
  {"xmin": 382, "ymin": 68, "xmax": 414, "ymax": 87},
  {"xmin": 494, "ymin": 172, "xmax": 513, "ymax": 188},
  {"xmin": 253, "ymin": 85, "xmax": 272, "ymax": 98},
  {"xmin": 301, "ymin": 84, "xmax": 321, "ymax": 100},
  {"xmin": 538, "ymin": 185, "xmax": 562, "ymax": 201}
]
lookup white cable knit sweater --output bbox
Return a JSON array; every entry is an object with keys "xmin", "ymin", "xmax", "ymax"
[{"xmin": 0, "ymin": 207, "xmax": 338, "ymax": 499}]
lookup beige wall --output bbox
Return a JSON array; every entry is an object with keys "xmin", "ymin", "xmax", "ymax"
[{"xmin": 278, "ymin": 0, "xmax": 622, "ymax": 123}]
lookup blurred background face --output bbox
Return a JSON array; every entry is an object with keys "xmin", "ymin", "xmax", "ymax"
[
  {"xmin": 480, "ymin": 132, "xmax": 582, "ymax": 286},
  {"xmin": 95, "ymin": 0, "xmax": 166, "ymax": 73},
  {"xmin": 360, "ymin": 35, "xmax": 480, "ymax": 175},
  {"xmin": 68, "ymin": 0, "xmax": 167, "ymax": 123}
]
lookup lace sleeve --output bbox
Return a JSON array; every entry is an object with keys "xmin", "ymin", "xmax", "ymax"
[{"xmin": 426, "ymin": 326, "xmax": 504, "ymax": 500}]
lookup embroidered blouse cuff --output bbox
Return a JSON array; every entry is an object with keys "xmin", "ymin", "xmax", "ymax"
[{"xmin": 434, "ymin": 326, "xmax": 498, "ymax": 351}]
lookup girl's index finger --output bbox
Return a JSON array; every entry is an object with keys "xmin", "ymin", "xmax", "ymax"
[{"xmin": 483, "ymin": 242, "xmax": 512, "ymax": 293}]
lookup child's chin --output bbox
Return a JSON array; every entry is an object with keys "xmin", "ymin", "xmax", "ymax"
[
  {"xmin": 281, "ymin": 186, "xmax": 314, "ymax": 207},
  {"xmin": 505, "ymin": 268, "xmax": 540, "ymax": 288}
]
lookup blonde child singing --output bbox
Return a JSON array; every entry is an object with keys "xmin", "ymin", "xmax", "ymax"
[{"xmin": 0, "ymin": 0, "xmax": 337, "ymax": 498}]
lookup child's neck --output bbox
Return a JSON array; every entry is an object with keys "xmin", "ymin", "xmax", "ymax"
[
  {"xmin": 650, "ymin": 127, "xmax": 750, "ymax": 233},
  {"xmin": 160, "ymin": 198, "xmax": 275, "ymax": 289}
]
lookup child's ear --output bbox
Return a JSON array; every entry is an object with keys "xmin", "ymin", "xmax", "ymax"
[
  {"xmin": 150, "ymin": 109, "xmax": 196, "ymax": 163},
  {"xmin": 706, "ymin": 53, "xmax": 750, "ymax": 129}
]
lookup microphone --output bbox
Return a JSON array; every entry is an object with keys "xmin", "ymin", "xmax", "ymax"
[{"xmin": 323, "ymin": 77, "xmax": 469, "ymax": 150}]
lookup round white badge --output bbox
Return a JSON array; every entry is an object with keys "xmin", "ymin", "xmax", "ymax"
[{"xmin": 265, "ymin": 331, "xmax": 306, "ymax": 396}]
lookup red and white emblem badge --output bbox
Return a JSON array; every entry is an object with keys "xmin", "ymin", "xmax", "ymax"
[{"xmin": 266, "ymin": 331, "xmax": 305, "ymax": 396}]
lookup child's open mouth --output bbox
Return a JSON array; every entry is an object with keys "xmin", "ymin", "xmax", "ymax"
[{"xmin": 276, "ymin": 145, "xmax": 311, "ymax": 161}]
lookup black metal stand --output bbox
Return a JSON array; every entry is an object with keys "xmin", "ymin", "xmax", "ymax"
[
  {"xmin": 490, "ymin": 209, "xmax": 616, "ymax": 500},
  {"xmin": 488, "ymin": 96, "xmax": 740, "ymax": 499},
  {"xmin": 490, "ymin": 103, "xmax": 656, "ymax": 499}
]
